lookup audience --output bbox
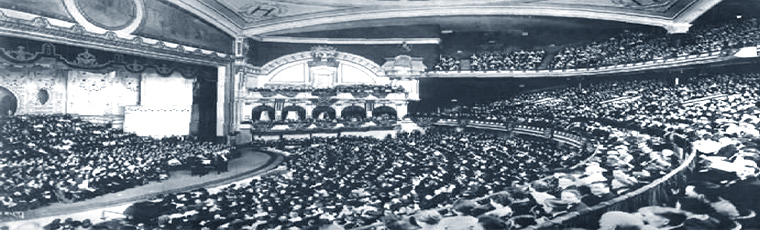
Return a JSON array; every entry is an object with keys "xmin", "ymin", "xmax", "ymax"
[
  {"xmin": 435, "ymin": 18, "xmax": 760, "ymax": 72},
  {"xmin": 0, "ymin": 115, "xmax": 232, "ymax": 212}
]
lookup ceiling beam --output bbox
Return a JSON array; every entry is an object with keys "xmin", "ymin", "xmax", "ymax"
[
  {"xmin": 241, "ymin": 5, "xmax": 679, "ymax": 36},
  {"xmin": 164, "ymin": 0, "xmax": 243, "ymax": 37},
  {"xmin": 673, "ymin": 0, "xmax": 724, "ymax": 23}
]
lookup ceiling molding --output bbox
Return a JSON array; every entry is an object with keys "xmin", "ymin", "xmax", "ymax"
[
  {"xmin": 673, "ymin": 0, "xmax": 724, "ymax": 23},
  {"xmin": 241, "ymin": 5, "xmax": 680, "ymax": 36},
  {"xmin": 164, "ymin": 0, "xmax": 243, "ymax": 37},
  {"xmin": 251, "ymin": 36, "xmax": 440, "ymax": 45},
  {"xmin": 0, "ymin": 10, "xmax": 232, "ymax": 67}
]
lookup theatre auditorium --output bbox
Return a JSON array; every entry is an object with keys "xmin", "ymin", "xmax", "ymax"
[{"xmin": 2, "ymin": 0, "xmax": 760, "ymax": 229}]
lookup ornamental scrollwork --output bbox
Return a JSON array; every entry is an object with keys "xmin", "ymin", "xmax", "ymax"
[
  {"xmin": 65, "ymin": 49, "xmax": 109, "ymax": 68},
  {"xmin": 3, "ymin": 46, "xmax": 38, "ymax": 62}
]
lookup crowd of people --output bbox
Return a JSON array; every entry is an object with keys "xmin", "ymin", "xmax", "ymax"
[
  {"xmin": 6, "ymin": 18, "xmax": 760, "ymax": 230},
  {"xmin": 435, "ymin": 17, "xmax": 760, "ymax": 71},
  {"xmin": 111, "ymin": 127, "xmax": 595, "ymax": 229},
  {"xmin": 5, "ymin": 70, "xmax": 760, "ymax": 229},
  {"xmin": 407, "ymin": 71, "xmax": 760, "ymax": 229},
  {"xmin": 0, "ymin": 115, "xmax": 233, "ymax": 212},
  {"xmin": 436, "ymin": 50, "xmax": 546, "ymax": 72}
]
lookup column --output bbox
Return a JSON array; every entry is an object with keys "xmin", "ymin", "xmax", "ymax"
[{"xmin": 217, "ymin": 66, "xmax": 228, "ymax": 138}]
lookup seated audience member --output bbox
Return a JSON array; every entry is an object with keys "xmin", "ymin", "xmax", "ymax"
[
  {"xmin": 582, "ymin": 181, "xmax": 618, "ymax": 207},
  {"xmin": 560, "ymin": 189, "xmax": 589, "ymax": 212},
  {"xmin": 535, "ymin": 198, "xmax": 570, "ymax": 224},
  {"xmin": 636, "ymin": 206, "xmax": 688, "ymax": 230},
  {"xmin": 528, "ymin": 180, "xmax": 557, "ymax": 206},
  {"xmin": 611, "ymin": 168, "xmax": 639, "ymax": 195},
  {"xmin": 552, "ymin": 174, "xmax": 580, "ymax": 196},
  {"xmin": 598, "ymin": 211, "xmax": 651, "ymax": 230},
  {"xmin": 684, "ymin": 181, "xmax": 740, "ymax": 219},
  {"xmin": 450, "ymin": 199, "xmax": 478, "ymax": 216},
  {"xmin": 381, "ymin": 213, "xmax": 416, "ymax": 230},
  {"xmin": 410, "ymin": 210, "xmax": 443, "ymax": 230},
  {"xmin": 479, "ymin": 192, "xmax": 514, "ymax": 219},
  {"xmin": 676, "ymin": 196, "xmax": 738, "ymax": 230},
  {"xmin": 477, "ymin": 215, "xmax": 509, "ymax": 230}
]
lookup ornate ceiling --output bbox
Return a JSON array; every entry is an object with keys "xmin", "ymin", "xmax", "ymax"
[{"xmin": 168, "ymin": 0, "xmax": 725, "ymax": 37}]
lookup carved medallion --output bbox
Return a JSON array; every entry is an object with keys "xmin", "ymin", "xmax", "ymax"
[
  {"xmin": 74, "ymin": 0, "xmax": 137, "ymax": 30},
  {"xmin": 239, "ymin": 2, "xmax": 285, "ymax": 22}
]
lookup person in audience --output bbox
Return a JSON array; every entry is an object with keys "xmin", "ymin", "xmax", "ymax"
[
  {"xmin": 528, "ymin": 180, "xmax": 557, "ymax": 205},
  {"xmin": 582, "ymin": 181, "xmax": 617, "ymax": 207},
  {"xmin": 598, "ymin": 211, "xmax": 651, "ymax": 230},
  {"xmin": 636, "ymin": 206, "xmax": 688, "ymax": 230},
  {"xmin": 535, "ymin": 198, "xmax": 570, "ymax": 224},
  {"xmin": 684, "ymin": 181, "xmax": 740, "ymax": 219},
  {"xmin": 676, "ymin": 196, "xmax": 738, "ymax": 230},
  {"xmin": 560, "ymin": 189, "xmax": 589, "ymax": 213},
  {"xmin": 410, "ymin": 210, "xmax": 443, "ymax": 230}
]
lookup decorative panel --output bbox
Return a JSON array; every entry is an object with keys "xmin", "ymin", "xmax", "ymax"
[
  {"xmin": 67, "ymin": 69, "xmax": 139, "ymax": 116},
  {"xmin": 0, "ymin": 66, "xmax": 66, "ymax": 115}
]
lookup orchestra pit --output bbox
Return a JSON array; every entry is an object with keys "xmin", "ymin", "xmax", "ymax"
[{"xmin": 3, "ymin": 0, "xmax": 760, "ymax": 229}]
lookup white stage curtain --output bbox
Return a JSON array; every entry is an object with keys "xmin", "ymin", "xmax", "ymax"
[
  {"xmin": 123, "ymin": 71, "xmax": 193, "ymax": 137},
  {"xmin": 123, "ymin": 105, "xmax": 191, "ymax": 137}
]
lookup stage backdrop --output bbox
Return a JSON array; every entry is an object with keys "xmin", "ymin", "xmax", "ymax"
[
  {"xmin": 123, "ymin": 70, "xmax": 194, "ymax": 137},
  {"xmin": 67, "ymin": 69, "xmax": 140, "ymax": 116}
]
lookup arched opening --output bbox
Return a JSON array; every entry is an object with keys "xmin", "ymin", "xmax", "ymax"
[
  {"xmin": 281, "ymin": 105, "xmax": 306, "ymax": 121},
  {"xmin": 372, "ymin": 106, "xmax": 397, "ymax": 120},
  {"xmin": 251, "ymin": 105, "xmax": 275, "ymax": 122},
  {"xmin": 312, "ymin": 106, "xmax": 336, "ymax": 120},
  {"xmin": 0, "ymin": 87, "xmax": 18, "ymax": 117},
  {"xmin": 341, "ymin": 105, "xmax": 366, "ymax": 121}
]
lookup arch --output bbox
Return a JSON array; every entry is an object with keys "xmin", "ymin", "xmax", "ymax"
[
  {"xmin": 312, "ymin": 106, "xmax": 336, "ymax": 120},
  {"xmin": 0, "ymin": 86, "xmax": 18, "ymax": 117},
  {"xmin": 260, "ymin": 51, "xmax": 384, "ymax": 76},
  {"xmin": 341, "ymin": 105, "xmax": 366, "ymax": 121},
  {"xmin": 372, "ymin": 106, "xmax": 397, "ymax": 119},
  {"xmin": 281, "ymin": 105, "xmax": 306, "ymax": 121},
  {"xmin": 251, "ymin": 105, "xmax": 275, "ymax": 122}
]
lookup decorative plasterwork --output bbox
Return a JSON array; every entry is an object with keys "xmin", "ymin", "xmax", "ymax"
[
  {"xmin": 63, "ymin": 0, "xmax": 144, "ymax": 36},
  {"xmin": 259, "ymin": 50, "xmax": 383, "ymax": 76},
  {"xmin": 240, "ymin": 3, "xmax": 709, "ymax": 36},
  {"xmin": 0, "ymin": 10, "xmax": 232, "ymax": 67},
  {"xmin": 164, "ymin": 0, "xmax": 243, "ymax": 37},
  {"xmin": 252, "ymin": 36, "xmax": 441, "ymax": 45}
]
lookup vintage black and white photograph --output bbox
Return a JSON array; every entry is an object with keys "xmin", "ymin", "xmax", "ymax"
[{"xmin": 1, "ymin": 0, "xmax": 760, "ymax": 229}]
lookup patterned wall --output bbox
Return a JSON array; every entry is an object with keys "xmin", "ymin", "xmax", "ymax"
[
  {"xmin": 67, "ymin": 69, "xmax": 140, "ymax": 116},
  {"xmin": 0, "ymin": 66, "xmax": 67, "ymax": 115}
]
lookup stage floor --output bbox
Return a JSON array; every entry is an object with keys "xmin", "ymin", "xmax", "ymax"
[{"xmin": 1, "ymin": 148, "xmax": 284, "ymax": 228}]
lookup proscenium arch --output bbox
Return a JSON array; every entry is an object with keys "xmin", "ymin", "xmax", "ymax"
[
  {"xmin": 312, "ymin": 106, "xmax": 336, "ymax": 120},
  {"xmin": 251, "ymin": 105, "xmax": 275, "ymax": 121},
  {"xmin": 0, "ymin": 86, "xmax": 18, "ymax": 117},
  {"xmin": 259, "ymin": 51, "xmax": 384, "ymax": 77},
  {"xmin": 242, "ymin": 5, "xmax": 699, "ymax": 36},
  {"xmin": 341, "ymin": 105, "xmax": 366, "ymax": 120}
]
